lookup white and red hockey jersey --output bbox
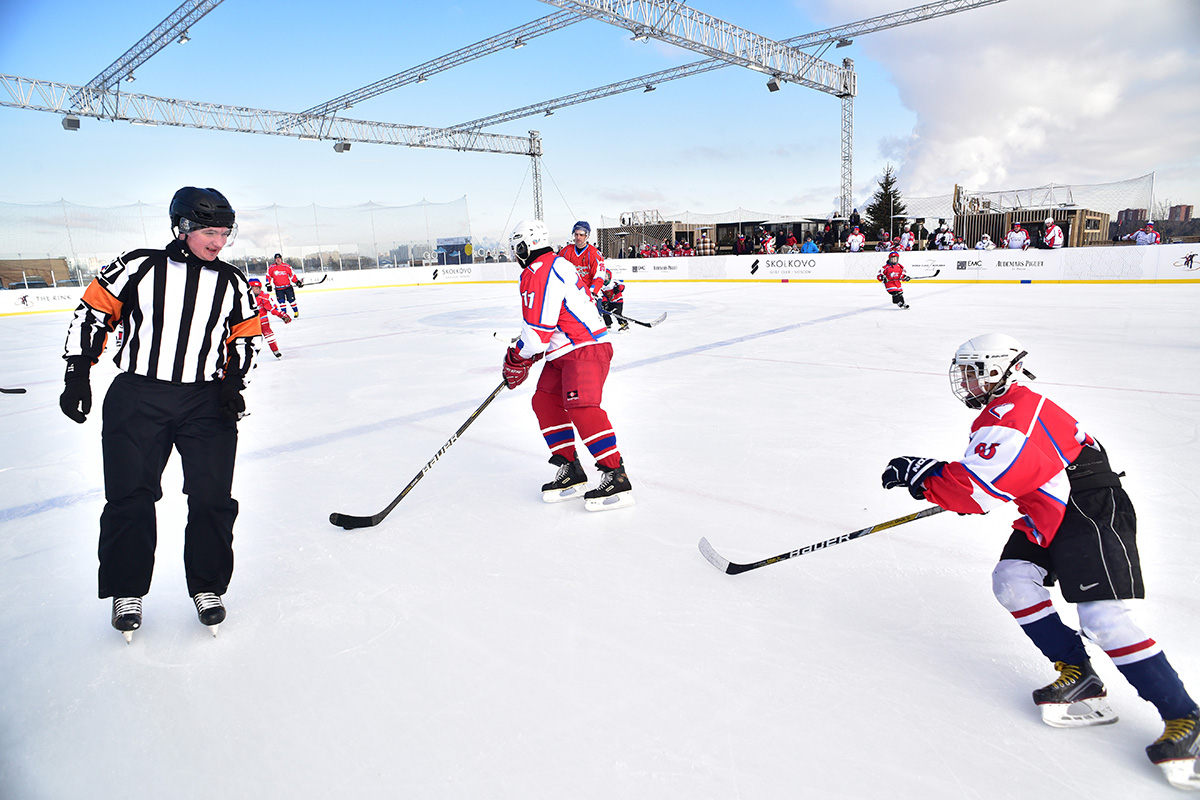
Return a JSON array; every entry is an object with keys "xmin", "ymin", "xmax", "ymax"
[
  {"xmin": 266, "ymin": 262, "xmax": 301, "ymax": 288},
  {"xmin": 921, "ymin": 382, "xmax": 1092, "ymax": 547},
  {"xmin": 514, "ymin": 251, "xmax": 607, "ymax": 362},
  {"xmin": 1005, "ymin": 227, "xmax": 1030, "ymax": 250},
  {"xmin": 557, "ymin": 243, "xmax": 605, "ymax": 298}
]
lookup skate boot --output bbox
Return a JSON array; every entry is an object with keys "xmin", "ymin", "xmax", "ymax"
[
  {"xmin": 274, "ymin": 350, "xmax": 283, "ymax": 359},
  {"xmin": 1147, "ymin": 710, "xmax": 1200, "ymax": 790},
  {"xmin": 541, "ymin": 454, "xmax": 587, "ymax": 503},
  {"xmin": 111, "ymin": 596, "xmax": 143, "ymax": 643},
  {"xmin": 1032, "ymin": 660, "xmax": 1118, "ymax": 728},
  {"xmin": 193, "ymin": 592, "xmax": 226, "ymax": 636},
  {"xmin": 583, "ymin": 459, "xmax": 635, "ymax": 512},
  {"xmin": 619, "ymin": 321, "xmax": 630, "ymax": 332}
]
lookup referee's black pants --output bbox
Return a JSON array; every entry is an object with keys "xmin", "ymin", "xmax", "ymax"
[{"xmin": 98, "ymin": 372, "xmax": 239, "ymax": 599}]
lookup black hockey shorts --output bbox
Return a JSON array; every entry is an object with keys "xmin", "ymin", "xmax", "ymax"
[
  {"xmin": 998, "ymin": 486, "xmax": 1143, "ymax": 604},
  {"xmin": 274, "ymin": 285, "xmax": 296, "ymax": 305}
]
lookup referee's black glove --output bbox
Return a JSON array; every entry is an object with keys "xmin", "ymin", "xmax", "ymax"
[
  {"xmin": 59, "ymin": 356, "xmax": 92, "ymax": 424},
  {"xmin": 219, "ymin": 352, "xmax": 246, "ymax": 422}
]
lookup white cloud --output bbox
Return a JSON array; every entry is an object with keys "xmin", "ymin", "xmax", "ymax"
[{"xmin": 817, "ymin": 0, "xmax": 1200, "ymax": 208}]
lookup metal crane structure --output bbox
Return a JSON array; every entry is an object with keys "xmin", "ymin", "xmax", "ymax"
[
  {"xmin": 2, "ymin": 0, "xmax": 1007, "ymax": 220},
  {"xmin": 68, "ymin": 0, "xmax": 226, "ymax": 111},
  {"xmin": 0, "ymin": 73, "xmax": 541, "ymax": 156},
  {"xmin": 438, "ymin": 0, "xmax": 1007, "ymax": 216}
]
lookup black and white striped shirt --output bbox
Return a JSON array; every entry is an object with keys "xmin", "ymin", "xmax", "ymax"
[{"xmin": 64, "ymin": 239, "xmax": 261, "ymax": 383}]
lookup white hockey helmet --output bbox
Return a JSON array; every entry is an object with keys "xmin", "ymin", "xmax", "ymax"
[
  {"xmin": 1045, "ymin": 217, "xmax": 1054, "ymax": 226},
  {"xmin": 949, "ymin": 333, "xmax": 1034, "ymax": 409},
  {"xmin": 510, "ymin": 219, "xmax": 551, "ymax": 264}
]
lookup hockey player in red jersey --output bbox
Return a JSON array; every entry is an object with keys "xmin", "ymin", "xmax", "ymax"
[
  {"xmin": 881, "ymin": 334, "xmax": 1199, "ymax": 790},
  {"xmin": 265, "ymin": 253, "xmax": 303, "ymax": 318},
  {"xmin": 248, "ymin": 278, "xmax": 290, "ymax": 358},
  {"xmin": 876, "ymin": 251, "xmax": 911, "ymax": 309},
  {"xmin": 596, "ymin": 268, "xmax": 628, "ymax": 332},
  {"xmin": 502, "ymin": 219, "xmax": 633, "ymax": 512},
  {"xmin": 557, "ymin": 220, "xmax": 605, "ymax": 299}
]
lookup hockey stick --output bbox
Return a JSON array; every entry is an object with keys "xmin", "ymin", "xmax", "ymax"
[
  {"xmin": 611, "ymin": 311, "xmax": 667, "ymax": 328},
  {"xmin": 1, "ymin": 387, "xmax": 27, "ymax": 394},
  {"xmin": 698, "ymin": 506, "xmax": 947, "ymax": 574},
  {"xmin": 299, "ymin": 275, "xmax": 328, "ymax": 286},
  {"xmin": 329, "ymin": 380, "xmax": 508, "ymax": 530},
  {"xmin": 908, "ymin": 269, "xmax": 940, "ymax": 280}
]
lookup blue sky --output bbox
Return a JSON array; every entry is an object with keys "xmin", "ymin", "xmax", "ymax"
[{"xmin": 1, "ymin": 0, "xmax": 1197, "ymax": 248}]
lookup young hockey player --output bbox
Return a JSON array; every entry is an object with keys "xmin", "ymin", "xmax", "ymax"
[
  {"xmin": 557, "ymin": 221, "xmax": 605, "ymax": 299},
  {"xmin": 502, "ymin": 219, "xmax": 634, "ymax": 511},
  {"xmin": 596, "ymin": 268, "xmax": 628, "ymax": 331},
  {"xmin": 248, "ymin": 278, "xmax": 290, "ymax": 358},
  {"xmin": 265, "ymin": 253, "xmax": 303, "ymax": 318},
  {"xmin": 876, "ymin": 251, "xmax": 911, "ymax": 309},
  {"xmin": 881, "ymin": 334, "xmax": 1199, "ymax": 791}
]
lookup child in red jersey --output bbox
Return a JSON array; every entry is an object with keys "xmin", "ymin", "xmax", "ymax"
[
  {"xmin": 882, "ymin": 334, "xmax": 1199, "ymax": 791},
  {"xmin": 876, "ymin": 251, "xmax": 910, "ymax": 309},
  {"xmin": 248, "ymin": 278, "xmax": 290, "ymax": 358}
]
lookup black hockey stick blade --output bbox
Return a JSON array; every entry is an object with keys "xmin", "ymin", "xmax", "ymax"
[
  {"xmin": 612, "ymin": 311, "xmax": 667, "ymax": 328},
  {"xmin": 304, "ymin": 274, "xmax": 328, "ymax": 285},
  {"xmin": 329, "ymin": 380, "xmax": 508, "ymax": 530},
  {"xmin": 699, "ymin": 506, "xmax": 947, "ymax": 575},
  {"xmin": 909, "ymin": 269, "xmax": 940, "ymax": 280},
  {"xmin": 0, "ymin": 387, "xmax": 27, "ymax": 394}
]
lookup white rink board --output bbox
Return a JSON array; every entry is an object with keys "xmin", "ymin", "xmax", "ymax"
[{"xmin": 3, "ymin": 244, "xmax": 1197, "ymax": 316}]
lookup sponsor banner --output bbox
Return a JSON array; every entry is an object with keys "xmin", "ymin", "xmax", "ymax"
[
  {"xmin": 0, "ymin": 286, "xmax": 85, "ymax": 315},
  {"xmin": 606, "ymin": 244, "xmax": 1200, "ymax": 283}
]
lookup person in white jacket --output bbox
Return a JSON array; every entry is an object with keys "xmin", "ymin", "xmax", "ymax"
[
  {"xmin": 1043, "ymin": 218, "xmax": 1064, "ymax": 249},
  {"xmin": 1005, "ymin": 222, "xmax": 1030, "ymax": 250},
  {"xmin": 975, "ymin": 234, "xmax": 996, "ymax": 250},
  {"xmin": 1123, "ymin": 221, "xmax": 1161, "ymax": 246}
]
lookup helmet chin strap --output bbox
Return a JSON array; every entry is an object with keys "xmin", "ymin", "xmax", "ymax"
[{"xmin": 977, "ymin": 349, "xmax": 1032, "ymax": 407}]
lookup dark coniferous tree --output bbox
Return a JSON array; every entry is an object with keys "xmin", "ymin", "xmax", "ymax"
[{"xmin": 864, "ymin": 164, "xmax": 907, "ymax": 239}]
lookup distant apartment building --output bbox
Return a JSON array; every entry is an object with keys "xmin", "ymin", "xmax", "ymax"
[
  {"xmin": 1168, "ymin": 204, "xmax": 1193, "ymax": 222},
  {"xmin": 1116, "ymin": 208, "xmax": 1148, "ymax": 225}
]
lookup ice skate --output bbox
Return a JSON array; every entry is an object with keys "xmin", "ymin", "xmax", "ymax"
[
  {"xmin": 1147, "ymin": 711, "xmax": 1200, "ymax": 790},
  {"xmin": 111, "ymin": 597, "xmax": 143, "ymax": 643},
  {"xmin": 274, "ymin": 350, "xmax": 282, "ymax": 359},
  {"xmin": 541, "ymin": 454, "xmax": 587, "ymax": 503},
  {"xmin": 1032, "ymin": 661, "xmax": 1118, "ymax": 728},
  {"xmin": 619, "ymin": 321, "xmax": 630, "ymax": 332},
  {"xmin": 583, "ymin": 459, "xmax": 635, "ymax": 511},
  {"xmin": 192, "ymin": 592, "xmax": 226, "ymax": 636}
]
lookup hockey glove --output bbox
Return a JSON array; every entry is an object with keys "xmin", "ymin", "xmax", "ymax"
[
  {"xmin": 59, "ymin": 356, "xmax": 92, "ymax": 424},
  {"xmin": 502, "ymin": 346, "xmax": 541, "ymax": 390},
  {"xmin": 219, "ymin": 352, "xmax": 247, "ymax": 422},
  {"xmin": 282, "ymin": 314, "xmax": 292, "ymax": 324},
  {"xmin": 881, "ymin": 456, "xmax": 944, "ymax": 500}
]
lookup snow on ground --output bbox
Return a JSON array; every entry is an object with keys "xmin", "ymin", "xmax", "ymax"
[{"xmin": 1, "ymin": 278, "xmax": 1198, "ymax": 799}]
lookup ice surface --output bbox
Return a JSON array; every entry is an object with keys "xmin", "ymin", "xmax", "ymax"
[{"xmin": 1, "ymin": 279, "xmax": 1197, "ymax": 798}]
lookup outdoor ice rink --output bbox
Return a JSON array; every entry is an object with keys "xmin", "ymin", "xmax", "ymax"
[{"xmin": 2, "ymin": 278, "xmax": 1198, "ymax": 798}]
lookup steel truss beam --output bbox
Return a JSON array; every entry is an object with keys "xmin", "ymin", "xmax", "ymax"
[
  {"xmin": 1, "ymin": 74, "xmax": 538, "ymax": 156},
  {"xmin": 537, "ymin": 0, "xmax": 854, "ymax": 97},
  {"xmin": 288, "ymin": 11, "xmax": 584, "ymax": 126},
  {"xmin": 71, "ymin": 0, "xmax": 225, "ymax": 110},
  {"xmin": 449, "ymin": 0, "xmax": 1000, "ymax": 132}
]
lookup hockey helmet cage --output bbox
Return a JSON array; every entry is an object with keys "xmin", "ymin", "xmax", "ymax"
[
  {"xmin": 572, "ymin": 220, "xmax": 591, "ymax": 236},
  {"xmin": 510, "ymin": 219, "xmax": 551, "ymax": 263},
  {"xmin": 170, "ymin": 186, "xmax": 236, "ymax": 234},
  {"xmin": 949, "ymin": 333, "xmax": 1035, "ymax": 409}
]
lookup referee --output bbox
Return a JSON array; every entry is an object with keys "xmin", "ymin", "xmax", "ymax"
[{"xmin": 60, "ymin": 186, "xmax": 262, "ymax": 642}]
